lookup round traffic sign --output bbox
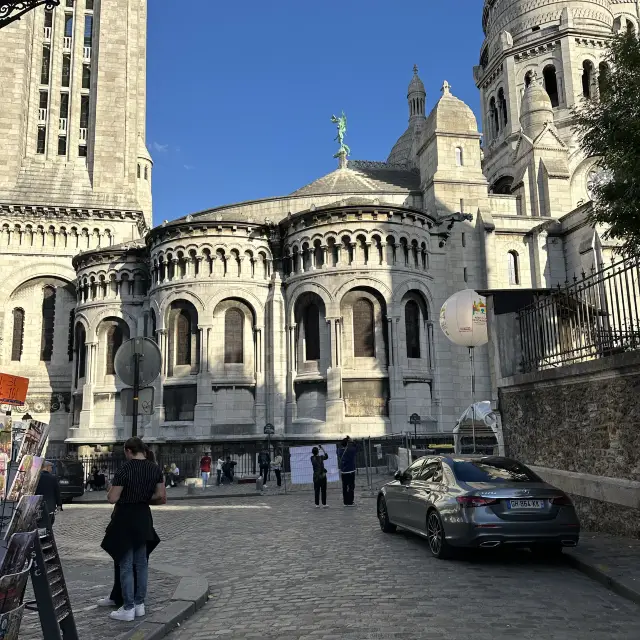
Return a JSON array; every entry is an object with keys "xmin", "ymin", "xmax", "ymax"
[
  {"xmin": 114, "ymin": 338, "xmax": 162, "ymax": 387},
  {"xmin": 264, "ymin": 423, "xmax": 275, "ymax": 435},
  {"xmin": 409, "ymin": 413, "xmax": 421, "ymax": 425}
]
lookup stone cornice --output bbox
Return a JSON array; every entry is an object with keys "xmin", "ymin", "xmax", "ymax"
[{"xmin": 0, "ymin": 203, "xmax": 146, "ymax": 223}]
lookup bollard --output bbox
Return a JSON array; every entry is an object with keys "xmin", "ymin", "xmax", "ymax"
[{"xmin": 256, "ymin": 477, "xmax": 264, "ymax": 492}]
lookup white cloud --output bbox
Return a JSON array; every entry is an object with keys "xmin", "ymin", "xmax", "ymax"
[
  {"xmin": 183, "ymin": 164, "xmax": 194, "ymax": 171},
  {"xmin": 152, "ymin": 142, "xmax": 169, "ymax": 153}
]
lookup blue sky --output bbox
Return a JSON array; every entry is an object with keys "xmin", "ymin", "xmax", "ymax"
[{"xmin": 146, "ymin": 0, "xmax": 485, "ymax": 224}]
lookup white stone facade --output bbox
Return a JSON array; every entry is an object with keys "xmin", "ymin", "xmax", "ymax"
[{"xmin": 0, "ymin": 0, "xmax": 624, "ymax": 450}]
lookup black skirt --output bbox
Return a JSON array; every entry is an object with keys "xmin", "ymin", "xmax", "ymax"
[{"xmin": 101, "ymin": 503, "xmax": 160, "ymax": 563}]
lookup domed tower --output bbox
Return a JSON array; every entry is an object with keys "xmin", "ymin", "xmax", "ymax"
[
  {"xmin": 387, "ymin": 65, "xmax": 427, "ymax": 168},
  {"xmin": 475, "ymin": 0, "xmax": 621, "ymax": 201}
]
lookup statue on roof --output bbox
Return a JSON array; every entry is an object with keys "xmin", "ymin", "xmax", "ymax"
[{"xmin": 331, "ymin": 111, "xmax": 351, "ymax": 161}]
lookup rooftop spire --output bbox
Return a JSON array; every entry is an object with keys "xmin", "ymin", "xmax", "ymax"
[
  {"xmin": 408, "ymin": 65, "xmax": 426, "ymax": 122},
  {"xmin": 441, "ymin": 80, "xmax": 451, "ymax": 96}
]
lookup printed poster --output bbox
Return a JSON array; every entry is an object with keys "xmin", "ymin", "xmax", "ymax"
[
  {"xmin": 14, "ymin": 421, "xmax": 50, "ymax": 460},
  {"xmin": 6, "ymin": 456, "xmax": 43, "ymax": 503},
  {"xmin": 0, "ymin": 531, "xmax": 37, "ymax": 576},
  {"xmin": 0, "ymin": 565, "xmax": 30, "ymax": 614},
  {"xmin": 0, "ymin": 605, "xmax": 25, "ymax": 640},
  {"xmin": 4, "ymin": 495, "xmax": 43, "ymax": 541}
]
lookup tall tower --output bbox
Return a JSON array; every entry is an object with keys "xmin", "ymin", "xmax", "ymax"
[
  {"xmin": 0, "ymin": 0, "xmax": 151, "ymax": 451},
  {"xmin": 474, "ymin": 0, "xmax": 633, "ymax": 207},
  {"xmin": 0, "ymin": 0, "xmax": 152, "ymax": 226}
]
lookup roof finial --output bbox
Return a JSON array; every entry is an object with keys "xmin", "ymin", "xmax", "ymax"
[
  {"xmin": 330, "ymin": 111, "xmax": 350, "ymax": 168},
  {"xmin": 413, "ymin": 63, "xmax": 419, "ymax": 75},
  {"xmin": 441, "ymin": 80, "xmax": 451, "ymax": 96}
]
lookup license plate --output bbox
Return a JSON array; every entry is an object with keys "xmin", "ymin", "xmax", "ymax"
[{"xmin": 508, "ymin": 499, "xmax": 543, "ymax": 509}]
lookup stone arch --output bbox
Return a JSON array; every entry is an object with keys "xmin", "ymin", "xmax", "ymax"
[
  {"xmin": 390, "ymin": 278, "xmax": 434, "ymax": 317},
  {"xmin": 87, "ymin": 308, "xmax": 138, "ymax": 339},
  {"xmin": 286, "ymin": 281, "xmax": 334, "ymax": 323},
  {"xmin": 0, "ymin": 263, "xmax": 75, "ymax": 308},
  {"xmin": 158, "ymin": 289, "xmax": 206, "ymax": 328},
  {"xmin": 333, "ymin": 277, "xmax": 392, "ymax": 310},
  {"xmin": 207, "ymin": 288, "xmax": 265, "ymax": 327}
]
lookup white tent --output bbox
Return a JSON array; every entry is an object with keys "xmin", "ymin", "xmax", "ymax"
[{"xmin": 453, "ymin": 402, "xmax": 502, "ymax": 454}]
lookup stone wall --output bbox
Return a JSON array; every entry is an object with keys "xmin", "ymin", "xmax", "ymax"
[{"xmin": 499, "ymin": 351, "xmax": 640, "ymax": 538}]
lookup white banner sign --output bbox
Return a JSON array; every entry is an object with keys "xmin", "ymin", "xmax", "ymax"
[{"xmin": 289, "ymin": 444, "xmax": 339, "ymax": 485}]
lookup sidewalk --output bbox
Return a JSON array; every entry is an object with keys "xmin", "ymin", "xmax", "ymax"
[{"xmin": 565, "ymin": 532, "xmax": 640, "ymax": 606}]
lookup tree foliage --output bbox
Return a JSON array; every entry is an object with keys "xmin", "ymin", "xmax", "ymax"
[{"xmin": 574, "ymin": 29, "xmax": 640, "ymax": 254}]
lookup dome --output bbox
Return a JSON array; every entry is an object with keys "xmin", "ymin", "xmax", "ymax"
[
  {"xmin": 426, "ymin": 81, "xmax": 478, "ymax": 135},
  {"xmin": 519, "ymin": 76, "xmax": 553, "ymax": 139},
  {"xmin": 408, "ymin": 65, "xmax": 425, "ymax": 95},
  {"xmin": 387, "ymin": 127, "xmax": 415, "ymax": 166}
]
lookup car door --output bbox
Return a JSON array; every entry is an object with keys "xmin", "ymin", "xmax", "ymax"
[
  {"xmin": 387, "ymin": 458, "xmax": 427, "ymax": 526},
  {"xmin": 405, "ymin": 459, "xmax": 439, "ymax": 531}
]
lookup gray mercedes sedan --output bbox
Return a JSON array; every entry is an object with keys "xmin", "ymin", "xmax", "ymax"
[{"xmin": 377, "ymin": 455, "xmax": 580, "ymax": 559}]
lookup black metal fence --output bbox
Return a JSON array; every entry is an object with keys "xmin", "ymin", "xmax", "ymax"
[{"xmin": 519, "ymin": 254, "xmax": 640, "ymax": 372}]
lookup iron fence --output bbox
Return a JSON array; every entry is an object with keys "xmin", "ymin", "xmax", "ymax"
[{"xmin": 519, "ymin": 254, "xmax": 640, "ymax": 372}]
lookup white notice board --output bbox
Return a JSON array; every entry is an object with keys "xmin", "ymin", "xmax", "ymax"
[{"xmin": 289, "ymin": 444, "xmax": 339, "ymax": 485}]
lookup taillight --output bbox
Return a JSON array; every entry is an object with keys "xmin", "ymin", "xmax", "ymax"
[
  {"xmin": 551, "ymin": 494, "xmax": 573, "ymax": 506},
  {"xmin": 456, "ymin": 496, "xmax": 499, "ymax": 508}
]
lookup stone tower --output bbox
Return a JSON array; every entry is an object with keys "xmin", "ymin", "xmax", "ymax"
[
  {"xmin": 475, "ymin": 0, "xmax": 637, "ymax": 207},
  {"xmin": 0, "ymin": 0, "xmax": 151, "ymax": 451},
  {"xmin": 0, "ymin": 0, "xmax": 152, "ymax": 226}
]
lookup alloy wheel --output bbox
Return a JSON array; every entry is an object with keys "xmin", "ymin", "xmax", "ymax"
[{"xmin": 427, "ymin": 512, "xmax": 442, "ymax": 555}]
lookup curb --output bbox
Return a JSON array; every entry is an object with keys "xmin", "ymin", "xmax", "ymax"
[
  {"xmin": 75, "ymin": 491, "xmax": 264, "ymax": 505},
  {"xmin": 565, "ymin": 551, "xmax": 640, "ymax": 607},
  {"xmin": 116, "ymin": 576, "xmax": 210, "ymax": 640}
]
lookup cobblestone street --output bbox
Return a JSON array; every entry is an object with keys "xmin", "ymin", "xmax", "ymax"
[{"xmin": 21, "ymin": 491, "xmax": 640, "ymax": 640}]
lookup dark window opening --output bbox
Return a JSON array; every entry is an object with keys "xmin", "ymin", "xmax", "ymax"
[
  {"xmin": 464, "ymin": 267, "xmax": 468, "ymax": 283},
  {"xmin": 75, "ymin": 324, "xmax": 86, "ymax": 383},
  {"xmin": 137, "ymin": 164, "xmax": 141, "ymax": 178},
  {"xmin": 176, "ymin": 310, "xmax": 192, "ymax": 366},
  {"xmin": 64, "ymin": 15, "xmax": 73, "ymax": 38},
  {"xmin": 303, "ymin": 304, "xmax": 320, "ymax": 361},
  {"xmin": 498, "ymin": 87, "xmax": 508, "ymax": 126},
  {"xmin": 224, "ymin": 308, "xmax": 244, "ymax": 364},
  {"xmin": 62, "ymin": 54, "xmax": 71, "ymax": 87},
  {"xmin": 58, "ymin": 136, "xmax": 67, "ymax": 155},
  {"xmin": 582, "ymin": 60, "xmax": 594, "ymax": 98},
  {"xmin": 508, "ymin": 251, "xmax": 520, "ymax": 285},
  {"xmin": 353, "ymin": 298, "xmax": 375, "ymax": 357},
  {"xmin": 39, "ymin": 91, "xmax": 48, "ymax": 109},
  {"xmin": 524, "ymin": 71, "xmax": 533, "ymax": 88},
  {"xmin": 40, "ymin": 285, "xmax": 56, "ymax": 361},
  {"xmin": 68, "ymin": 309, "xmax": 75, "ymax": 361},
  {"xmin": 11, "ymin": 308, "xmax": 25, "ymax": 362},
  {"xmin": 80, "ymin": 94, "xmax": 90, "ymax": 128},
  {"xmin": 164, "ymin": 385, "xmax": 197, "ymax": 421},
  {"xmin": 105, "ymin": 324, "xmax": 124, "ymax": 375},
  {"xmin": 531, "ymin": 25, "xmax": 540, "ymax": 32},
  {"xmin": 82, "ymin": 63, "xmax": 91, "ymax": 89},
  {"xmin": 84, "ymin": 15, "xmax": 93, "ymax": 47},
  {"xmin": 60, "ymin": 92, "xmax": 69, "ymax": 118},
  {"xmin": 598, "ymin": 62, "xmax": 610, "ymax": 96},
  {"xmin": 41, "ymin": 45, "xmax": 51, "ymax": 84},
  {"xmin": 543, "ymin": 65, "xmax": 559, "ymax": 107},
  {"xmin": 44, "ymin": 9, "xmax": 53, "ymax": 28},
  {"xmin": 86, "ymin": 0, "xmax": 94, "ymax": 8},
  {"xmin": 37, "ymin": 126, "xmax": 47, "ymax": 154},
  {"xmin": 405, "ymin": 300, "xmax": 421, "ymax": 359},
  {"xmin": 144, "ymin": 166, "xmax": 149, "ymax": 180}
]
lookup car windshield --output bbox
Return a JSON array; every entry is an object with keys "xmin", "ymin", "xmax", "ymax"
[{"xmin": 452, "ymin": 459, "xmax": 540, "ymax": 483}]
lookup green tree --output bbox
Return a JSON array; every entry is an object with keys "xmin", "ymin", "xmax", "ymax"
[{"xmin": 574, "ymin": 29, "xmax": 640, "ymax": 254}]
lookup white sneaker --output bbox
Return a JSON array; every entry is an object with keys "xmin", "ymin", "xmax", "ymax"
[
  {"xmin": 110, "ymin": 607, "xmax": 135, "ymax": 622},
  {"xmin": 97, "ymin": 597, "xmax": 116, "ymax": 607},
  {"xmin": 315, "ymin": 504, "xmax": 320, "ymax": 508},
  {"xmin": 323, "ymin": 504, "xmax": 329, "ymax": 509},
  {"xmin": 135, "ymin": 604, "xmax": 145, "ymax": 618}
]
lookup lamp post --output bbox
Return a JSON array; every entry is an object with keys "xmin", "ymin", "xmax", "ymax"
[{"xmin": 0, "ymin": 1, "xmax": 60, "ymax": 30}]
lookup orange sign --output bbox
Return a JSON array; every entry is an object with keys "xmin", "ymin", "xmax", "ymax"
[{"xmin": 0, "ymin": 373, "xmax": 29, "ymax": 406}]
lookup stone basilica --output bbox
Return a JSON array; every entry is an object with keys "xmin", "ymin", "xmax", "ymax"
[{"xmin": 0, "ymin": 0, "xmax": 632, "ymax": 452}]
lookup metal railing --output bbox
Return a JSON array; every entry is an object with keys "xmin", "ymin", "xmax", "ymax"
[
  {"xmin": 38, "ymin": 108, "xmax": 47, "ymax": 122},
  {"xmin": 83, "ymin": 46, "xmax": 91, "ymax": 61},
  {"xmin": 79, "ymin": 127, "xmax": 87, "ymax": 142},
  {"xmin": 519, "ymin": 254, "xmax": 640, "ymax": 372},
  {"xmin": 59, "ymin": 117, "xmax": 67, "ymax": 133},
  {"xmin": 63, "ymin": 36, "xmax": 72, "ymax": 51},
  {"xmin": 43, "ymin": 26, "xmax": 52, "ymax": 40}
]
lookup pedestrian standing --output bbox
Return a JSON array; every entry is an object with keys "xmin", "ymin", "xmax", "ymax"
[
  {"xmin": 200, "ymin": 451, "xmax": 212, "ymax": 489},
  {"xmin": 339, "ymin": 436, "xmax": 357, "ymax": 506},
  {"xmin": 35, "ymin": 460, "xmax": 62, "ymax": 525},
  {"xmin": 216, "ymin": 456, "xmax": 224, "ymax": 486},
  {"xmin": 272, "ymin": 449, "xmax": 283, "ymax": 487},
  {"xmin": 310, "ymin": 445, "xmax": 329, "ymax": 508},
  {"xmin": 101, "ymin": 437, "xmax": 166, "ymax": 622},
  {"xmin": 258, "ymin": 448, "xmax": 270, "ymax": 488}
]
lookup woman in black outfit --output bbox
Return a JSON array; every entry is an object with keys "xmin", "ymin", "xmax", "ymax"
[{"xmin": 310, "ymin": 445, "xmax": 329, "ymax": 508}]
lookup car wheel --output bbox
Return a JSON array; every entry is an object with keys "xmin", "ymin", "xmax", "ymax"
[
  {"xmin": 377, "ymin": 496, "xmax": 396, "ymax": 533},
  {"xmin": 427, "ymin": 510, "xmax": 453, "ymax": 559}
]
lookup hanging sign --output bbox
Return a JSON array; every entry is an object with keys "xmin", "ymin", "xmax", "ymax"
[{"xmin": 0, "ymin": 375, "xmax": 29, "ymax": 407}]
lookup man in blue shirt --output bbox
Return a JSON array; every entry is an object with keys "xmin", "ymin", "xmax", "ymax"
[{"xmin": 339, "ymin": 436, "xmax": 357, "ymax": 506}]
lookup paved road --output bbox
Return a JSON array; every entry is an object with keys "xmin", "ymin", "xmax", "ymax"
[{"xmin": 23, "ymin": 492, "xmax": 640, "ymax": 639}]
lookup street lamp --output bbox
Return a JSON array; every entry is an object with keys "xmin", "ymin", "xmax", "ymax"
[{"xmin": 0, "ymin": 1, "xmax": 60, "ymax": 30}]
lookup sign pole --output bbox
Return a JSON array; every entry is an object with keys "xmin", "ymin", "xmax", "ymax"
[{"xmin": 132, "ymin": 345, "xmax": 141, "ymax": 438}]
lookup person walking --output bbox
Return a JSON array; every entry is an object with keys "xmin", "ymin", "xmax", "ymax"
[
  {"xmin": 258, "ymin": 448, "xmax": 270, "ymax": 488},
  {"xmin": 35, "ymin": 460, "xmax": 62, "ymax": 525},
  {"xmin": 216, "ymin": 456, "xmax": 224, "ymax": 486},
  {"xmin": 101, "ymin": 437, "xmax": 166, "ymax": 622},
  {"xmin": 339, "ymin": 436, "xmax": 357, "ymax": 506},
  {"xmin": 272, "ymin": 449, "xmax": 283, "ymax": 488},
  {"xmin": 310, "ymin": 445, "xmax": 329, "ymax": 508},
  {"xmin": 200, "ymin": 451, "xmax": 212, "ymax": 489}
]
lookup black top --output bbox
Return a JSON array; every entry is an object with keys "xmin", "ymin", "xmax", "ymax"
[
  {"xmin": 111, "ymin": 459, "xmax": 163, "ymax": 504},
  {"xmin": 310, "ymin": 453, "xmax": 329, "ymax": 482},
  {"xmin": 35, "ymin": 470, "xmax": 61, "ymax": 516}
]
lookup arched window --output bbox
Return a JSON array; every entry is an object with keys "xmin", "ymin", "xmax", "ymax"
[
  {"xmin": 303, "ymin": 303, "xmax": 320, "ymax": 361},
  {"xmin": 581, "ymin": 60, "xmax": 594, "ymax": 98},
  {"xmin": 598, "ymin": 62, "xmax": 610, "ymax": 96},
  {"xmin": 543, "ymin": 65, "xmax": 559, "ymax": 107},
  {"xmin": 455, "ymin": 146, "xmax": 463, "ymax": 166},
  {"xmin": 150, "ymin": 308, "xmax": 157, "ymax": 342},
  {"xmin": 405, "ymin": 300, "xmax": 421, "ymax": 359},
  {"xmin": 353, "ymin": 298, "xmax": 375, "ymax": 357},
  {"xmin": 105, "ymin": 323, "xmax": 124, "ymax": 375},
  {"xmin": 11, "ymin": 308, "xmax": 24, "ymax": 361},
  {"xmin": 224, "ymin": 308, "xmax": 244, "ymax": 363},
  {"xmin": 627, "ymin": 19, "xmax": 636, "ymax": 34},
  {"xmin": 137, "ymin": 164, "xmax": 141, "ymax": 178},
  {"xmin": 144, "ymin": 166, "xmax": 149, "ymax": 180},
  {"xmin": 489, "ymin": 96, "xmax": 499, "ymax": 138},
  {"xmin": 508, "ymin": 251, "xmax": 520, "ymax": 285},
  {"xmin": 176, "ymin": 310, "xmax": 192, "ymax": 365},
  {"xmin": 40, "ymin": 285, "xmax": 56, "ymax": 361},
  {"xmin": 75, "ymin": 323, "xmax": 86, "ymax": 383},
  {"xmin": 498, "ymin": 88, "xmax": 508, "ymax": 126}
]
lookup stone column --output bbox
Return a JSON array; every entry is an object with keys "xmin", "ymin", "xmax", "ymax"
[
  {"xmin": 152, "ymin": 329, "xmax": 167, "ymax": 431},
  {"xmin": 171, "ymin": 259, "xmax": 178, "ymax": 281},
  {"xmin": 351, "ymin": 242, "xmax": 358, "ymax": 266},
  {"xmin": 387, "ymin": 317, "xmax": 407, "ymax": 431},
  {"xmin": 285, "ymin": 323, "xmax": 298, "ymax": 425},
  {"xmin": 265, "ymin": 273, "xmax": 286, "ymax": 431},
  {"xmin": 365, "ymin": 242, "xmax": 373, "ymax": 266},
  {"xmin": 194, "ymin": 325, "xmax": 213, "ymax": 435},
  {"xmin": 79, "ymin": 341, "xmax": 96, "ymax": 431},
  {"xmin": 380, "ymin": 242, "xmax": 387, "ymax": 266},
  {"xmin": 254, "ymin": 326, "xmax": 266, "ymax": 427},
  {"xmin": 321, "ymin": 245, "xmax": 329, "ymax": 269},
  {"xmin": 311, "ymin": 247, "xmax": 317, "ymax": 270},
  {"xmin": 326, "ymin": 317, "xmax": 345, "ymax": 426}
]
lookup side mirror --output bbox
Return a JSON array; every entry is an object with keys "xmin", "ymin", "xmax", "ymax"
[{"xmin": 394, "ymin": 470, "xmax": 404, "ymax": 482}]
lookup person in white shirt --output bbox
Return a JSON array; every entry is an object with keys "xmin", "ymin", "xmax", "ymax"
[
  {"xmin": 272, "ymin": 450, "xmax": 283, "ymax": 487},
  {"xmin": 216, "ymin": 457, "xmax": 224, "ymax": 486}
]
